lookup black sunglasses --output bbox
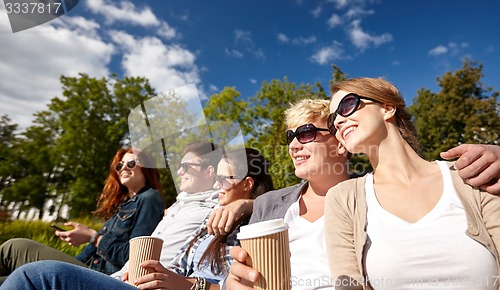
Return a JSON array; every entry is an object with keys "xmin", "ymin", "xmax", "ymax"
[
  {"xmin": 215, "ymin": 175, "xmax": 242, "ymax": 190},
  {"xmin": 115, "ymin": 159, "xmax": 139, "ymax": 172},
  {"xmin": 179, "ymin": 162, "xmax": 204, "ymax": 172},
  {"xmin": 327, "ymin": 93, "xmax": 381, "ymax": 135},
  {"xmin": 286, "ymin": 124, "xmax": 329, "ymax": 145}
]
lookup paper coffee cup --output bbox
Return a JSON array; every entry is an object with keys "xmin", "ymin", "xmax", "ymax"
[
  {"xmin": 128, "ymin": 236, "xmax": 163, "ymax": 283},
  {"xmin": 237, "ymin": 218, "xmax": 291, "ymax": 290}
]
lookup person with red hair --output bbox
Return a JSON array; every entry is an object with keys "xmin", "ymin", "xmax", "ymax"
[{"xmin": 0, "ymin": 147, "xmax": 165, "ymax": 284}]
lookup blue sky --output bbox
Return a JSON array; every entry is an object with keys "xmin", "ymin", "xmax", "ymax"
[{"xmin": 1, "ymin": 0, "xmax": 499, "ymax": 130}]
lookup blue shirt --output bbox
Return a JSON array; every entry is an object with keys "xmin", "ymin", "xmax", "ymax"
[{"xmin": 76, "ymin": 187, "xmax": 164, "ymax": 274}]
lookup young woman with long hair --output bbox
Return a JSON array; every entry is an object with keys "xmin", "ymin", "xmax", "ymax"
[
  {"xmin": 0, "ymin": 147, "xmax": 164, "ymax": 284},
  {"xmin": 325, "ymin": 77, "xmax": 500, "ymax": 290}
]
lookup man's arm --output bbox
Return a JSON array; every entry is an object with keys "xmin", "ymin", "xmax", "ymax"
[{"xmin": 441, "ymin": 144, "xmax": 500, "ymax": 194}]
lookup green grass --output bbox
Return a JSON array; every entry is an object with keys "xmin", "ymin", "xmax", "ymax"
[{"xmin": 0, "ymin": 219, "xmax": 103, "ymax": 256}]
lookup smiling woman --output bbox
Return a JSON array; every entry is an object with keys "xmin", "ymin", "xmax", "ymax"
[
  {"xmin": 164, "ymin": 147, "xmax": 275, "ymax": 288},
  {"xmin": 0, "ymin": 147, "xmax": 165, "ymax": 285},
  {"xmin": 325, "ymin": 77, "xmax": 500, "ymax": 290}
]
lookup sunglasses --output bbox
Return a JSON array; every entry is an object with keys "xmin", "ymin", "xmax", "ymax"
[
  {"xmin": 327, "ymin": 93, "xmax": 381, "ymax": 135},
  {"xmin": 286, "ymin": 123, "xmax": 329, "ymax": 145},
  {"xmin": 215, "ymin": 175, "xmax": 242, "ymax": 190},
  {"xmin": 115, "ymin": 159, "xmax": 139, "ymax": 172},
  {"xmin": 179, "ymin": 162, "xmax": 204, "ymax": 172}
]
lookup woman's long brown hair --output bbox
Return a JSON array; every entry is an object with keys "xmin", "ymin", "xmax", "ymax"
[
  {"xmin": 93, "ymin": 148, "xmax": 164, "ymax": 220},
  {"xmin": 198, "ymin": 148, "xmax": 274, "ymax": 275}
]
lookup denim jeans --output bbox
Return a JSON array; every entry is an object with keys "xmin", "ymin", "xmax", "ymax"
[{"xmin": 0, "ymin": 261, "xmax": 137, "ymax": 290}]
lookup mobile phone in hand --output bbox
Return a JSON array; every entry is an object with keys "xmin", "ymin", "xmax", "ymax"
[{"xmin": 50, "ymin": 224, "xmax": 66, "ymax": 231}]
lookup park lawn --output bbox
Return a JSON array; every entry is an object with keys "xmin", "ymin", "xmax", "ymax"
[{"xmin": 0, "ymin": 219, "xmax": 102, "ymax": 256}]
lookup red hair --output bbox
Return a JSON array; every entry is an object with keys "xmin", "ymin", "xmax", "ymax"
[{"xmin": 93, "ymin": 148, "xmax": 164, "ymax": 220}]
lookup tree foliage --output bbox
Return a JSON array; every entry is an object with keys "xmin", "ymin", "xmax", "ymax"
[
  {"xmin": 409, "ymin": 59, "xmax": 500, "ymax": 160},
  {"xmin": 0, "ymin": 74, "xmax": 178, "ymax": 219},
  {"xmin": 204, "ymin": 77, "xmax": 328, "ymax": 189},
  {"xmin": 0, "ymin": 116, "xmax": 18, "ymax": 195}
]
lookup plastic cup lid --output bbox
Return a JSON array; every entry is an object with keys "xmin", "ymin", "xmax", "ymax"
[{"xmin": 237, "ymin": 218, "xmax": 288, "ymax": 240}]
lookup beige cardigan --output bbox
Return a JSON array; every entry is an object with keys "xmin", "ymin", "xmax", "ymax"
[{"xmin": 324, "ymin": 162, "xmax": 500, "ymax": 290}]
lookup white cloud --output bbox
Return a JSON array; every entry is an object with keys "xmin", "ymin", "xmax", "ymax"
[
  {"xmin": 57, "ymin": 16, "xmax": 100, "ymax": 38},
  {"xmin": 250, "ymin": 78, "xmax": 257, "ymax": 84},
  {"xmin": 232, "ymin": 29, "xmax": 265, "ymax": 59},
  {"xmin": 291, "ymin": 36, "xmax": 317, "ymax": 45},
  {"xmin": 109, "ymin": 31, "xmax": 201, "ymax": 96},
  {"xmin": 234, "ymin": 29, "xmax": 253, "ymax": 46},
  {"xmin": 321, "ymin": 1, "xmax": 393, "ymax": 55},
  {"xmin": 86, "ymin": 0, "xmax": 179, "ymax": 42},
  {"xmin": 225, "ymin": 48, "xmax": 244, "ymax": 58},
  {"xmin": 0, "ymin": 9, "xmax": 114, "ymax": 129},
  {"xmin": 86, "ymin": 0, "xmax": 159, "ymax": 26},
  {"xmin": 208, "ymin": 84, "xmax": 219, "ymax": 93},
  {"xmin": 310, "ymin": 41, "xmax": 345, "ymax": 65},
  {"xmin": 345, "ymin": 7, "xmax": 374, "ymax": 19},
  {"xmin": 348, "ymin": 19, "xmax": 392, "ymax": 51},
  {"xmin": 157, "ymin": 21, "xmax": 177, "ymax": 40},
  {"xmin": 178, "ymin": 12, "xmax": 189, "ymax": 22},
  {"xmin": 328, "ymin": 0, "xmax": 349, "ymax": 9},
  {"xmin": 428, "ymin": 42, "xmax": 469, "ymax": 57},
  {"xmin": 327, "ymin": 14, "xmax": 342, "ymax": 28},
  {"xmin": 109, "ymin": 30, "xmax": 136, "ymax": 47},
  {"xmin": 311, "ymin": 6, "xmax": 322, "ymax": 18},
  {"xmin": 428, "ymin": 45, "xmax": 449, "ymax": 56},
  {"xmin": 253, "ymin": 48, "xmax": 266, "ymax": 59},
  {"xmin": 278, "ymin": 33, "xmax": 289, "ymax": 43},
  {"xmin": 278, "ymin": 33, "xmax": 316, "ymax": 46}
]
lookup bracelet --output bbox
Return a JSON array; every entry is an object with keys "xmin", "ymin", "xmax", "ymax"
[
  {"xmin": 190, "ymin": 277, "xmax": 206, "ymax": 290},
  {"xmin": 89, "ymin": 232, "xmax": 100, "ymax": 245}
]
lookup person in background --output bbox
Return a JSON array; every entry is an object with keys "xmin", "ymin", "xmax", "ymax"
[
  {"xmin": 0, "ymin": 147, "xmax": 165, "ymax": 284},
  {"xmin": 325, "ymin": 77, "xmax": 500, "ymax": 289},
  {"xmin": 0, "ymin": 147, "xmax": 275, "ymax": 290}
]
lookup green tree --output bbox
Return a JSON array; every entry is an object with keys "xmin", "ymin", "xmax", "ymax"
[
  {"xmin": 0, "ymin": 116, "xmax": 18, "ymax": 193},
  {"xmin": 0, "ymin": 115, "xmax": 19, "ymax": 217},
  {"xmin": 204, "ymin": 87, "xmax": 250, "ymax": 129},
  {"xmin": 203, "ymin": 86, "xmax": 252, "ymax": 151},
  {"xmin": 127, "ymin": 89, "xmax": 198, "ymax": 207},
  {"xmin": 409, "ymin": 59, "xmax": 500, "ymax": 160},
  {"xmin": 245, "ymin": 77, "xmax": 328, "ymax": 189},
  {"xmin": 10, "ymin": 125, "xmax": 57, "ymax": 219},
  {"xmin": 330, "ymin": 64, "xmax": 348, "ymax": 86},
  {"xmin": 4, "ymin": 74, "xmax": 177, "ymax": 219}
]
